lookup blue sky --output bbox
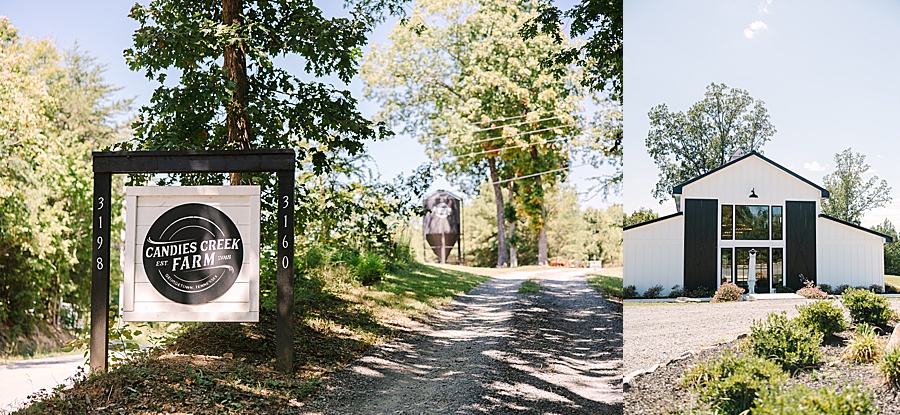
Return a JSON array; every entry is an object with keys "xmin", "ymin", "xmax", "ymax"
[
  {"xmin": 625, "ymin": 0, "xmax": 900, "ymax": 227},
  {"xmin": 1, "ymin": 0, "xmax": 609, "ymax": 209}
]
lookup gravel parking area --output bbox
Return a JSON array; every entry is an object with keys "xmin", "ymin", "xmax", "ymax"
[
  {"xmin": 303, "ymin": 268, "xmax": 622, "ymax": 414},
  {"xmin": 623, "ymin": 298, "xmax": 813, "ymax": 375}
]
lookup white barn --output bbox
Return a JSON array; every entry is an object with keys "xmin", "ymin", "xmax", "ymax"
[{"xmin": 624, "ymin": 151, "xmax": 891, "ymax": 296}]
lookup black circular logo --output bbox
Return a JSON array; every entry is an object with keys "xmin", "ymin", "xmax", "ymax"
[{"xmin": 143, "ymin": 203, "xmax": 243, "ymax": 304}]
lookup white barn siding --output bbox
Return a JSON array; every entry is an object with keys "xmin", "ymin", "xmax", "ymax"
[
  {"xmin": 624, "ymin": 215, "xmax": 684, "ymax": 296},
  {"xmin": 681, "ymin": 156, "xmax": 822, "ymax": 210},
  {"xmin": 816, "ymin": 218, "xmax": 885, "ymax": 289}
]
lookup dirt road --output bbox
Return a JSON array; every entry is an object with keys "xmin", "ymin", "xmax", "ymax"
[{"xmin": 303, "ymin": 268, "xmax": 622, "ymax": 414}]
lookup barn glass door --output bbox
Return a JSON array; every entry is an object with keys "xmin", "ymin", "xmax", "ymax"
[{"xmin": 735, "ymin": 248, "xmax": 770, "ymax": 293}]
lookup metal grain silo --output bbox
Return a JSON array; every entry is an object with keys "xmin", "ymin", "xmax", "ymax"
[{"xmin": 423, "ymin": 190, "xmax": 462, "ymax": 264}]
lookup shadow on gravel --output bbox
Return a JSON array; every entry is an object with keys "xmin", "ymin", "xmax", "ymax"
[{"xmin": 306, "ymin": 272, "xmax": 623, "ymax": 414}]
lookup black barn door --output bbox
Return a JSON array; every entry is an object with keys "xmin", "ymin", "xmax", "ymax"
[
  {"xmin": 684, "ymin": 199, "xmax": 718, "ymax": 292},
  {"xmin": 786, "ymin": 201, "xmax": 816, "ymax": 290}
]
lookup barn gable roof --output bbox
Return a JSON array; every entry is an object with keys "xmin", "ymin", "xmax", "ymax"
[{"xmin": 672, "ymin": 151, "xmax": 830, "ymax": 198}]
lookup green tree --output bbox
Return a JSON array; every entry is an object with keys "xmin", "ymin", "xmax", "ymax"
[
  {"xmin": 646, "ymin": 83, "xmax": 776, "ymax": 202},
  {"xmin": 521, "ymin": 0, "xmax": 622, "ymax": 101},
  {"xmin": 0, "ymin": 18, "xmax": 128, "ymax": 329},
  {"xmin": 872, "ymin": 219, "xmax": 900, "ymax": 276},
  {"xmin": 362, "ymin": 0, "xmax": 591, "ymax": 266},
  {"xmin": 821, "ymin": 148, "xmax": 892, "ymax": 225},
  {"xmin": 123, "ymin": 0, "xmax": 389, "ymax": 180},
  {"xmin": 624, "ymin": 207, "xmax": 658, "ymax": 227},
  {"xmin": 583, "ymin": 204, "xmax": 623, "ymax": 265}
]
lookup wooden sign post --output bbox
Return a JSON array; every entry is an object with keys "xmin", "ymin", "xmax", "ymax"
[{"xmin": 91, "ymin": 149, "xmax": 295, "ymax": 373}]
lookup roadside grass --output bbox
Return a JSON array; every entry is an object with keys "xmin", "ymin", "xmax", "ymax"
[
  {"xmin": 517, "ymin": 279, "xmax": 542, "ymax": 294},
  {"xmin": 886, "ymin": 275, "xmax": 900, "ymax": 292},
  {"xmin": 587, "ymin": 274, "xmax": 623, "ymax": 299},
  {"xmin": 15, "ymin": 262, "xmax": 491, "ymax": 414}
]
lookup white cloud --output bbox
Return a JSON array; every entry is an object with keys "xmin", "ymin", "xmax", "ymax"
[
  {"xmin": 744, "ymin": 20, "xmax": 769, "ymax": 39},
  {"xmin": 758, "ymin": 0, "xmax": 773, "ymax": 14},
  {"xmin": 804, "ymin": 161, "xmax": 825, "ymax": 172}
]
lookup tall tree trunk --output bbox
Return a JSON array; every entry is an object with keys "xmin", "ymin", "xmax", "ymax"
[
  {"xmin": 530, "ymin": 147, "xmax": 548, "ymax": 265},
  {"xmin": 537, "ymin": 199, "xmax": 548, "ymax": 265},
  {"xmin": 223, "ymin": 0, "xmax": 251, "ymax": 185},
  {"xmin": 507, "ymin": 181, "xmax": 517, "ymax": 268},
  {"xmin": 488, "ymin": 156, "xmax": 509, "ymax": 267}
]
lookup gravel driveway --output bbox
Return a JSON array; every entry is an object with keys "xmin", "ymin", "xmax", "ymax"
[
  {"xmin": 302, "ymin": 268, "xmax": 622, "ymax": 414},
  {"xmin": 623, "ymin": 299, "xmax": 813, "ymax": 375}
]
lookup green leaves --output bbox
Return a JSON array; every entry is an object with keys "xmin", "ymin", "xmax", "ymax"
[
  {"xmin": 821, "ymin": 148, "xmax": 892, "ymax": 225},
  {"xmin": 123, "ymin": 0, "xmax": 387, "ymax": 174},
  {"xmin": 0, "ymin": 18, "xmax": 128, "ymax": 330}
]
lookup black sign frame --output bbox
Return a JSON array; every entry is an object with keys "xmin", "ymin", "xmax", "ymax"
[{"xmin": 92, "ymin": 149, "xmax": 295, "ymax": 374}]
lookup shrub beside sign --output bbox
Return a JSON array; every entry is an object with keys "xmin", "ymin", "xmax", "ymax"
[{"xmin": 123, "ymin": 186, "xmax": 260, "ymax": 322}]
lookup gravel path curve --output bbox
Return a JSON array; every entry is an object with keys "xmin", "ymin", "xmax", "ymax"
[
  {"xmin": 302, "ymin": 268, "xmax": 622, "ymax": 414},
  {"xmin": 623, "ymin": 299, "xmax": 813, "ymax": 375}
]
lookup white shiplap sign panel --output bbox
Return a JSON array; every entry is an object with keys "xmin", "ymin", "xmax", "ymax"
[{"xmin": 123, "ymin": 186, "xmax": 260, "ymax": 322}]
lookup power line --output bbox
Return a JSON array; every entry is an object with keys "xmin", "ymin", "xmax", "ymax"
[
  {"xmin": 492, "ymin": 164, "xmax": 586, "ymax": 185},
  {"xmin": 444, "ymin": 115, "xmax": 571, "ymax": 148},
  {"xmin": 445, "ymin": 124, "xmax": 575, "ymax": 151},
  {"xmin": 455, "ymin": 135, "xmax": 571, "ymax": 159},
  {"xmin": 467, "ymin": 109, "xmax": 555, "ymax": 125}
]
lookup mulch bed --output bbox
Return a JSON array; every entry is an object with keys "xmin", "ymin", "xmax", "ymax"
[{"xmin": 625, "ymin": 325, "xmax": 900, "ymax": 414}]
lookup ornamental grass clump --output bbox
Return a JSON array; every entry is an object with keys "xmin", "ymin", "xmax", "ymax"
[
  {"xmin": 880, "ymin": 347, "xmax": 900, "ymax": 388},
  {"xmin": 749, "ymin": 312, "xmax": 823, "ymax": 372},
  {"xmin": 844, "ymin": 323, "xmax": 882, "ymax": 364},
  {"xmin": 796, "ymin": 279, "xmax": 828, "ymax": 299},
  {"xmin": 753, "ymin": 384, "xmax": 876, "ymax": 415},
  {"xmin": 841, "ymin": 287, "xmax": 896, "ymax": 326},
  {"xmin": 796, "ymin": 300, "xmax": 846, "ymax": 338},
  {"xmin": 711, "ymin": 282, "xmax": 744, "ymax": 303},
  {"xmin": 682, "ymin": 351, "xmax": 786, "ymax": 415}
]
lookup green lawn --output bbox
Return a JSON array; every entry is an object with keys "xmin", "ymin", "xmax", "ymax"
[
  {"xmin": 886, "ymin": 275, "xmax": 900, "ymax": 292},
  {"xmin": 587, "ymin": 274, "xmax": 623, "ymax": 299},
  {"xmin": 517, "ymin": 279, "xmax": 542, "ymax": 294}
]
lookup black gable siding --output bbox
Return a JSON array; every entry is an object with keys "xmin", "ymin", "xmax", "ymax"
[
  {"xmin": 684, "ymin": 199, "xmax": 718, "ymax": 293},
  {"xmin": 786, "ymin": 201, "xmax": 817, "ymax": 290}
]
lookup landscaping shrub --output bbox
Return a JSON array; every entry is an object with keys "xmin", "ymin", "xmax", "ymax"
[
  {"xmin": 796, "ymin": 280, "xmax": 828, "ymax": 299},
  {"xmin": 623, "ymin": 285, "xmax": 639, "ymax": 299},
  {"xmin": 711, "ymin": 282, "xmax": 744, "ymax": 303},
  {"xmin": 684, "ymin": 286, "xmax": 712, "ymax": 298},
  {"xmin": 775, "ymin": 285, "xmax": 794, "ymax": 293},
  {"xmin": 749, "ymin": 312, "xmax": 823, "ymax": 371},
  {"xmin": 836, "ymin": 284, "xmax": 851, "ymax": 295},
  {"xmin": 796, "ymin": 300, "xmax": 846, "ymax": 337},
  {"xmin": 355, "ymin": 253, "xmax": 386, "ymax": 286},
  {"xmin": 753, "ymin": 384, "xmax": 876, "ymax": 415},
  {"xmin": 818, "ymin": 284, "xmax": 833, "ymax": 295},
  {"xmin": 880, "ymin": 347, "xmax": 900, "ymax": 388},
  {"xmin": 642, "ymin": 284, "xmax": 663, "ymax": 299},
  {"xmin": 682, "ymin": 352, "xmax": 786, "ymax": 415},
  {"xmin": 869, "ymin": 284, "xmax": 884, "ymax": 294},
  {"xmin": 668, "ymin": 285, "xmax": 684, "ymax": 298},
  {"xmin": 844, "ymin": 323, "xmax": 882, "ymax": 364},
  {"xmin": 331, "ymin": 248, "xmax": 361, "ymax": 268},
  {"xmin": 887, "ymin": 284, "xmax": 900, "ymax": 294},
  {"xmin": 841, "ymin": 287, "xmax": 896, "ymax": 326}
]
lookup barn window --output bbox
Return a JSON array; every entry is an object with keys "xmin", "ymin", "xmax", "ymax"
[
  {"xmin": 735, "ymin": 205, "xmax": 769, "ymax": 240},
  {"xmin": 772, "ymin": 206, "xmax": 783, "ymax": 240},
  {"xmin": 721, "ymin": 205, "xmax": 734, "ymax": 239}
]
